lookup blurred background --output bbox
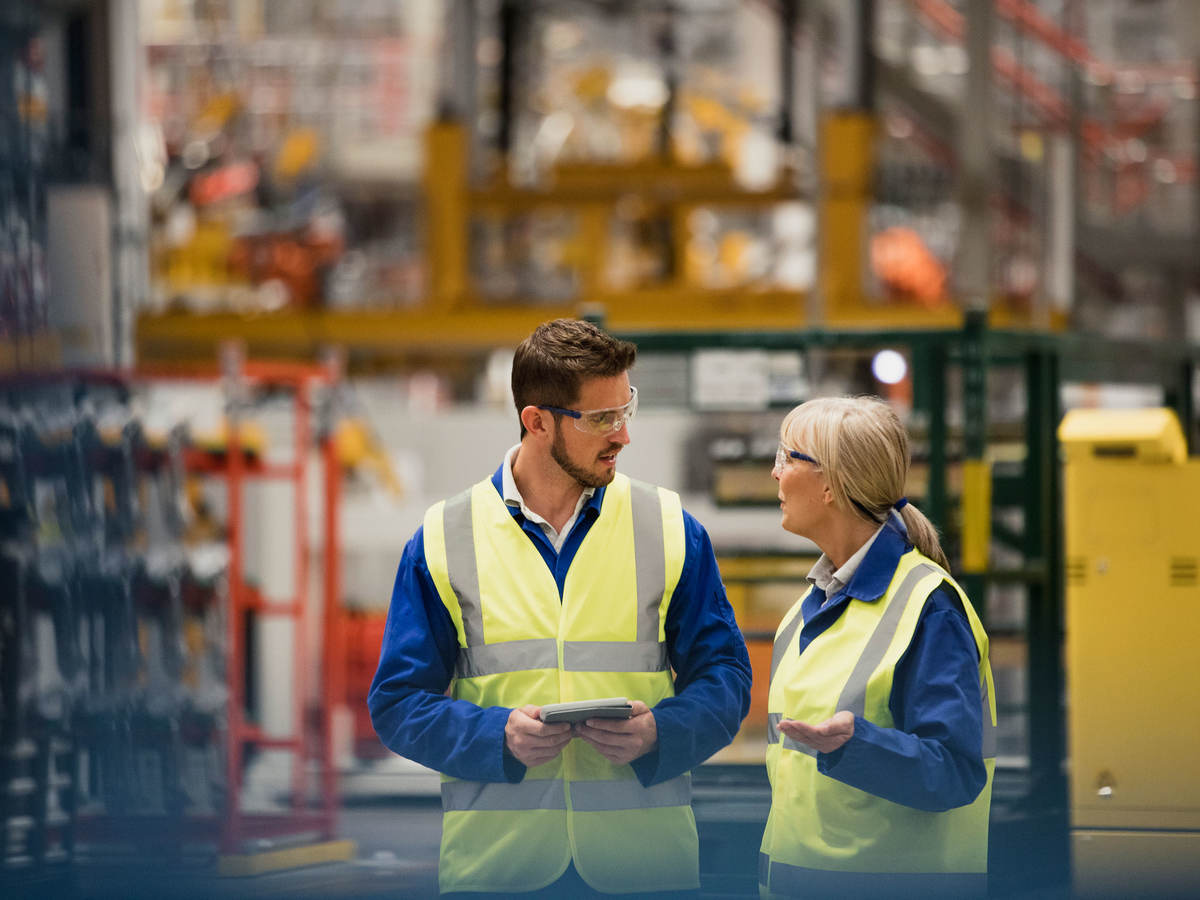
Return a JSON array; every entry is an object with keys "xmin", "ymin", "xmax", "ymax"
[{"xmin": 2, "ymin": 0, "xmax": 1199, "ymax": 897}]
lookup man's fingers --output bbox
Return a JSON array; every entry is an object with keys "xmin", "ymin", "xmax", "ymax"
[
  {"xmin": 576, "ymin": 724, "xmax": 631, "ymax": 750},
  {"xmin": 580, "ymin": 717, "xmax": 632, "ymax": 733},
  {"xmin": 519, "ymin": 729, "xmax": 573, "ymax": 751},
  {"xmin": 512, "ymin": 708, "xmax": 571, "ymax": 738},
  {"xmin": 575, "ymin": 734, "xmax": 634, "ymax": 765},
  {"xmin": 506, "ymin": 706, "xmax": 574, "ymax": 767}
]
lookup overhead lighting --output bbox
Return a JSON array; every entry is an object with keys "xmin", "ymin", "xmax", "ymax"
[{"xmin": 872, "ymin": 349, "xmax": 908, "ymax": 385}]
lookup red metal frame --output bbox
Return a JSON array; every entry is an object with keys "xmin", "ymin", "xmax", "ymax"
[
  {"xmin": 139, "ymin": 354, "xmax": 344, "ymax": 853},
  {"xmin": 910, "ymin": 0, "xmax": 1190, "ymax": 167},
  {"xmin": 217, "ymin": 354, "xmax": 341, "ymax": 853},
  {"xmin": 906, "ymin": 0, "xmax": 1195, "ymax": 224}
]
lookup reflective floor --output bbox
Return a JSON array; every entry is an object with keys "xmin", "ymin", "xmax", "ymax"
[{"xmin": 8, "ymin": 766, "xmax": 1075, "ymax": 899}]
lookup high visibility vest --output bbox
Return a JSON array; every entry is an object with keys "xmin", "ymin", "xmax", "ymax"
[
  {"xmin": 423, "ymin": 473, "xmax": 699, "ymax": 895},
  {"xmin": 760, "ymin": 549, "xmax": 997, "ymax": 899}
]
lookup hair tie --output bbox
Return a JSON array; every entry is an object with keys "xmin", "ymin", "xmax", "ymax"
[{"xmin": 893, "ymin": 497, "xmax": 909, "ymax": 510}]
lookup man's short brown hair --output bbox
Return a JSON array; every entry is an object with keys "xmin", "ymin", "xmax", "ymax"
[{"xmin": 512, "ymin": 318, "xmax": 637, "ymax": 436}]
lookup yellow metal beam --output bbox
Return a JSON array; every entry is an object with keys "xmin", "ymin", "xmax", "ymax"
[
  {"xmin": 135, "ymin": 299, "xmax": 1066, "ymax": 365},
  {"xmin": 959, "ymin": 458, "xmax": 993, "ymax": 574},
  {"xmin": 818, "ymin": 111, "xmax": 876, "ymax": 320},
  {"xmin": 424, "ymin": 121, "xmax": 469, "ymax": 308}
]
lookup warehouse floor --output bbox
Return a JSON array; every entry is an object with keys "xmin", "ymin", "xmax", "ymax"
[{"xmin": 13, "ymin": 767, "xmax": 1071, "ymax": 899}]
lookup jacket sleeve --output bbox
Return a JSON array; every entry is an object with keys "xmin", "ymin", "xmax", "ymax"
[
  {"xmin": 816, "ymin": 583, "xmax": 988, "ymax": 811},
  {"xmin": 367, "ymin": 527, "xmax": 518, "ymax": 783},
  {"xmin": 631, "ymin": 511, "xmax": 753, "ymax": 786}
]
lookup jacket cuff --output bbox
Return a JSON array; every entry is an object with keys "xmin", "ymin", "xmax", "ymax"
[{"xmin": 501, "ymin": 741, "xmax": 527, "ymax": 783}]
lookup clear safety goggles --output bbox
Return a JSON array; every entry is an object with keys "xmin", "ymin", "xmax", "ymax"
[
  {"xmin": 539, "ymin": 386, "xmax": 638, "ymax": 436},
  {"xmin": 775, "ymin": 443, "xmax": 819, "ymax": 471}
]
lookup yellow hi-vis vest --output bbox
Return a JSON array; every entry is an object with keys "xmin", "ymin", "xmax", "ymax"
[
  {"xmin": 423, "ymin": 472, "xmax": 698, "ymax": 895},
  {"xmin": 760, "ymin": 549, "xmax": 997, "ymax": 899}
]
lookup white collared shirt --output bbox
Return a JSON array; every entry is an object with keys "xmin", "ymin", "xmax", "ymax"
[
  {"xmin": 502, "ymin": 443, "xmax": 595, "ymax": 553},
  {"xmin": 806, "ymin": 522, "xmax": 887, "ymax": 604}
]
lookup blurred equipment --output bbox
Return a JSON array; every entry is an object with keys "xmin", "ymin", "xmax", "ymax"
[
  {"xmin": 333, "ymin": 418, "xmax": 404, "ymax": 498},
  {"xmin": 171, "ymin": 352, "xmax": 348, "ymax": 866},
  {"xmin": 1059, "ymin": 407, "xmax": 1200, "ymax": 898},
  {"xmin": 0, "ymin": 356, "xmax": 351, "ymax": 886},
  {"xmin": 869, "ymin": 225, "xmax": 948, "ymax": 306}
]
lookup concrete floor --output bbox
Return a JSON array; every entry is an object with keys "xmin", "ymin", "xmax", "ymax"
[{"xmin": 10, "ymin": 766, "xmax": 1075, "ymax": 900}]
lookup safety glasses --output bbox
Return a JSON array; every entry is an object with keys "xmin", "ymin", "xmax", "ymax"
[
  {"xmin": 775, "ymin": 443, "xmax": 819, "ymax": 471},
  {"xmin": 539, "ymin": 386, "xmax": 639, "ymax": 436}
]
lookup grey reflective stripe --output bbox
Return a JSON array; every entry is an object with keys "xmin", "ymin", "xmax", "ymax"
[
  {"xmin": 629, "ymin": 478, "xmax": 665, "ymax": 642},
  {"xmin": 835, "ymin": 563, "xmax": 940, "ymax": 718},
  {"xmin": 440, "ymin": 776, "xmax": 690, "ymax": 813},
  {"xmin": 456, "ymin": 638, "xmax": 668, "ymax": 676},
  {"xmin": 562, "ymin": 640, "xmax": 667, "ymax": 672},
  {"xmin": 766, "ymin": 711, "xmax": 780, "ymax": 744},
  {"xmin": 762, "ymin": 857, "xmax": 986, "ymax": 899},
  {"xmin": 570, "ymin": 775, "xmax": 690, "ymax": 811},
  {"xmin": 770, "ymin": 610, "xmax": 805, "ymax": 683},
  {"xmin": 441, "ymin": 778, "xmax": 565, "ymax": 812},
  {"xmin": 442, "ymin": 488, "xmax": 484, "ymax": 646},
  {"xmin": 455, "ymin": 638, "xmax": 559, "ymax": 678},
  {"xmin": 981, "ymin": 673, "xmax": 997, "ymax": 758},
  {"xmin": 765, "ymin": 712, "xmax": 817, "ymax": 757}
]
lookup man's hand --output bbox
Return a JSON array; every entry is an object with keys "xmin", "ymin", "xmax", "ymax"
[
  {"xmin": 505, "ymin": 705, "xmax": 572, "ymax": 768},
  {"xmin": 575, "ymin": 700, "xmax": 657, "ymax": 766},
  {"xmin": 778, "ymin": 710, "xmax": 854, "ymax": 754}
]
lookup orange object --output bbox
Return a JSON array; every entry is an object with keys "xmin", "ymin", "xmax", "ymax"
[
  {"xmin": 870, "ymin": 226, "xmax": 948, "ymax": 306},
  {"xmin": 746, "ymin": 638, "xmax": 773, "ymax": 731},
  {"xmin": 190, "ymin": 160, "xmax": 260, "ymax": 207},
  {"xmin": 344, "ymin": 611, "xmax": 390, "ymax": 757}
]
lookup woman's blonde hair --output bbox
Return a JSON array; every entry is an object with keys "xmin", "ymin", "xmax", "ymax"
[{"xmin": 780, "ymin": 395, "xmax": 948, "ymax": 569}]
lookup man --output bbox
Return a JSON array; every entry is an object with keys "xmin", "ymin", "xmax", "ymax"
[{"xmin": 369, "ymin": 318, "xmax": 752, "ymax": 896}]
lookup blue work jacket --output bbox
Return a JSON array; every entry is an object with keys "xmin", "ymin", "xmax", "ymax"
[
  {"xmin": 368, "ymin": 466, "xmax": 753, "ymax": 787},
  {"xmin": 795, "ymin": 521, "xmax": 988, "ymax": 811}
]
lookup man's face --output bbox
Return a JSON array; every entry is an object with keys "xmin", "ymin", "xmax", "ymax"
[{"xmin": 549, "ymin": 373, "xmax": 633, "ymax": 488}]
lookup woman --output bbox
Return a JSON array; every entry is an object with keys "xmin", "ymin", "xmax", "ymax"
[{"xmin": 759, "ymin": 396, "xmax": 996, "ymax": 899}]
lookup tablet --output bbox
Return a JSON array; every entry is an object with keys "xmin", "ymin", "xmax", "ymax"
[{"xmin": 540, "ymin": 697, "xmax": 633, "ymax": 724}]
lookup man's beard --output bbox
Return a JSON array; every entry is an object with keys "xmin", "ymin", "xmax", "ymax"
[{"xmin": 551, "ymin": 427, "xmax": 620, "ymax": 488}]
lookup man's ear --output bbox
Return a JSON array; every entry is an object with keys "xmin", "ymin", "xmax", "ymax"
[{"xmin": 520, "ymin": 405, "xmax": 553, "ymax": 438}]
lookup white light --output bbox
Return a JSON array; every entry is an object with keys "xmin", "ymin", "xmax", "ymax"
[
  {"xmin": 608, "ymin": 72, "xmax": 668, "ymax": 109},
  {"xmin": 872, "ymin": 349, "xmax": 908, "ymax": 385}
]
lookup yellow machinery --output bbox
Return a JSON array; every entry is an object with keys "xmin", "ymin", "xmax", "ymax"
[{"xmin": 1059, "ymin": 408, "xmax": 1200, "ymax": 897}]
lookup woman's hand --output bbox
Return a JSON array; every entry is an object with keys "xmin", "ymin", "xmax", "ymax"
[{"xmin": 778, "ymin": 710, "xmax": 855, "ymax": 753}]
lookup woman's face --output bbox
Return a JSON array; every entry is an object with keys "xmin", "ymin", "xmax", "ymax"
[{"xmin": 773, "ymin": 438, "xmax": 829, "ymax": 537}]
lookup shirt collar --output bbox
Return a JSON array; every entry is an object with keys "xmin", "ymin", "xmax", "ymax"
[
  {"xmin": 807, "ymin": 523, "xmax": 884, "ymax": 596},
  {"xmin": 807, "ymin": 514, "xmax": 913, "ymax": 604},
  {"xmin": 497, "ymin": 444, "xmax": 600, "ymax": 519}
]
